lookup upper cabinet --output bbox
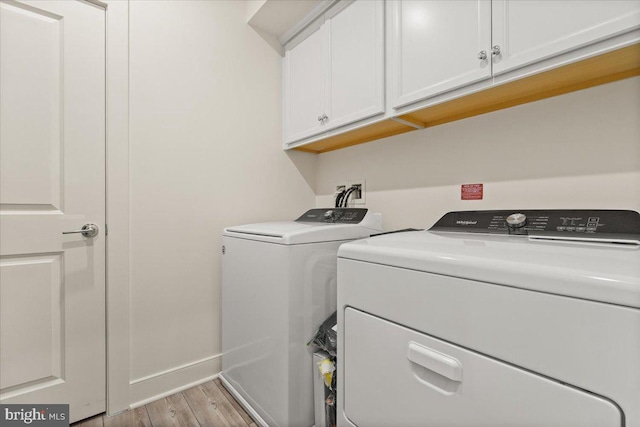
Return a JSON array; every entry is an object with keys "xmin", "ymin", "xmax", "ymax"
[
  {"xmin": 284, "ymin": 0, "xmax": 385, "ymax": 145},
  {"xmin": 390, "ymin": 0, "xmax": 640, "ymax": 109},
  {"xmin": 390, "ymin": 0, "xmax": 492, "ymax": 109},
  {"xmin": 284, "ymin": 22, "xmax": 326, "ymax": 143},
  {"xmin": 269, "ymin": 0, "xmax": 639, "ymax": 152},
  {"xmin": 326, "ymin": 1, "xmax": 385, "ymax": 131},
  {"xmin": 492, "ymin": 0, "xmax": 640, "ymax": 75}
]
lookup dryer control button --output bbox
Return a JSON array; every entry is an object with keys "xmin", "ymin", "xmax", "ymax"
[{"xmin": 506, "ymin": 213, "xmax": 527, "ymax": 229}]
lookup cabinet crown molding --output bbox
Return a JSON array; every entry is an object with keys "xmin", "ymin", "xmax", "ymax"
[{"xmin": 247, "ymin": 0, "xmax": 337, "ymax": 55}]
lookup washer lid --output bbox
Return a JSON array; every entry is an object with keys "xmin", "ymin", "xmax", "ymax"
[
  {"xmin": 338, "ymin": 230, "xmax": 640, "ymax": 308},
  {"xmin": 225, "ymin": 222, "xmax": 378, "ymax": 244},
  {"xmin": 224, "ymin": 208, "xmax": 383, "ymax": 244},
  {"xmin": 223, "ymin": 208, "xmax": 382, "ymax": 245}
]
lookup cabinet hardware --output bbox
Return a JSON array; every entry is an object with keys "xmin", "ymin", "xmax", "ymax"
[
  {"xmin": 477, "ymin": 50, "xmax": 487, "ymax": 61},
  {"xmin": 492, "ymin": 45, "xmax": 501, "ymax": 56}
]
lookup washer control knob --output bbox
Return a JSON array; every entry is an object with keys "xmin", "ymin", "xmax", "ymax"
[
  {"xmin": 506, "ymin": 213, "xmax": 527, "ymax": 229},
  {"xmin": 324, "ymin": 210, "xmax": 335, "ymax": 220}
]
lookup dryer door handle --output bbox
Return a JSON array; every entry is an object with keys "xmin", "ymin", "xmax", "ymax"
[{"xmin": 407, "ymin": 342, "xmax": 462, "ymax": 382}]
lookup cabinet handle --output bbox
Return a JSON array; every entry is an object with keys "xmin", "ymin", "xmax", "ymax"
[
  {"xmin": 318, "ymin": 115, "xmax": 323, "ymax": 122},
  {"xmin": 322, "ymin": 114, "xmax": 328, "ymax": 123},
  {"xmin": 492, "ymin": 45, "xmax": 501, "ymax": 56},
  {"xmin": 477, "ymin": 50, "xmax": 487, "ymax": 61}
]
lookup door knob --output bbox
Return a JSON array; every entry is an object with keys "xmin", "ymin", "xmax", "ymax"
[
  {"xmin": 477, "ymin": 50, "xmax": 487, "ymax": 60},
  {"xmin": 63, "ymin": 223, "xmax": 99, "ymax": 238},
  {"xmin": 492, "ymin": 45, "xmax": 501, "ymax": 56}
]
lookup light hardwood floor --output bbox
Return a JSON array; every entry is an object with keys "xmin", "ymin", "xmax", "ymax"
[{"xmin": 73, "ymin": 379, "xmax": 257, "ymax": 427}]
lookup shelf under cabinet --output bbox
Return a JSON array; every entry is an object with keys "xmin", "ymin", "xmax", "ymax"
[{"xmin": 292, "ymin": 43, "xmax": 640, "ymax": 155}]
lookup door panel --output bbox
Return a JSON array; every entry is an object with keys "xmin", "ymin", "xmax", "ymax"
[
  {"xmin": 326, "ymin": 0, "xmax": 384, "ymax": 129},
  {"xmin": 284, "ymin": 22, "xmax": 326, "ymax": 144},
  {"xmin": 0, "ymin": 255, "xmax": 63, "ymax": 391},
  {"xmin": 492, "ymin": 0, "xmax": 640, "ymax": 75},
  {"xmin": 392, "ymin": 0, "xmax": 492, "ymax": 108},
  {"xmin": 0, "ymin": 1, "xmax": 106, "ymax": 423},
  {"xmin": 344, "ymin": 308, "xmax": 622, "ymax": 427},
  {"xmin": 0, "ymin": 0, "xmax": 62, "ymax": 208}
]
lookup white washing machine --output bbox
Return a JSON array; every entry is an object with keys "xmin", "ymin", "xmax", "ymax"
[
  {"xmin": 221, "ymin": 208, "xmax": 382, "ymax": 427},
  {"xmin": 337, "ymin": 209, "xmax": 640, "ymax": 427}
]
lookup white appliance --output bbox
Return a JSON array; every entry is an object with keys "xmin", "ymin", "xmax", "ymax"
[
  {"xmin": 221, "ymin": 208, "xmax": 382, "ymax": 427},
  {"xmin": 337, "ymin": 209, "xmax": 640, "ymax": 427}
]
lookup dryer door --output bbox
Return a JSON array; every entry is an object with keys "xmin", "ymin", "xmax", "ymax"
[{"xmin": 343, "ymin": 308, "xmax": 622, "ymax": 427}]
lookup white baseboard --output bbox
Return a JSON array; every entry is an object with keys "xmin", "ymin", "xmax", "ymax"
[
  {"xmin": 129, "ymin": 353, "xmax": 222, "ymax": 408},
  {"xmin": 219, "ymin": 374, "xmax": 269, "ymax": 427}
]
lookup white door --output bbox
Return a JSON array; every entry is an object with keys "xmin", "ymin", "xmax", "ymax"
[
  {"xmin": 492, "ymin": 0, "xmax": 640, "ymax": 75},
  {"xmin": 0, "ymin": 0, "xmax": 106, "ymax": 423},
  {"xmin": 345, "ymin": 308, "xmax": 622, "ymax": 427},
  {"xmin": 391, "ymin": 0, "xmax": 492, "ymax": 109},
  {"xmin": 284, "ymin": 20, "xmax": 326, "ymax": 144},
  {"xmin": 325, "ymin": 0, "xmax": 384, "ymax": 130}
]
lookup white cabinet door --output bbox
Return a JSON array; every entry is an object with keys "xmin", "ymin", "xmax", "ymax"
[
  {"xmin": 284, "ymin": 22, "xmax": 326, "ymax": 144},
  {"xmin": 284, "ymin": 0, "xmax": 386, "ymax": 146},
  {"xmin": 391, "ymin": 0, "xmax": 492, "ymax": 109},
  {"xmin": 0, "ymin": 0, "xmax": 106, "ymax": 422},
  {"xmin": 492, "ymin": 0, "xmax": 640, "ymax": 75},
  {"xmin": 325, "ymin": 0, "xmax": 384, "ymax": 130}
]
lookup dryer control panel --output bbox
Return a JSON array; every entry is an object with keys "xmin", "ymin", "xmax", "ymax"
[
  {"xmin": 296, "ymin": 208, "xmax": 369, "ymax": 224},
  {"xmin": 430, "ymin": 210, "xmax": 640, "ymax": 243}
]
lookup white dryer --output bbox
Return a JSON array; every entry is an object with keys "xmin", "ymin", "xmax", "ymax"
[
  {"xmin": 337, "ymin": 209, "xmax": 640, "ymax": 427},
  {"xmin": 221, "ymin": 208, "xmax": 382, "ymax": 427}
]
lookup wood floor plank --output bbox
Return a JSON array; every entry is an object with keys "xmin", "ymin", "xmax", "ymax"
[
  {"xmin": 182, "ymin": 384, "xmax": 231, "ymax": 427},
  {"xmin": 73, "ymin": 379, "xmax": 256, "ymax": 427},
  {"xmin": 103, "ymin": 407, "xmax": 152, "ymax": 427},
  {"xmin": 201, "ymin": 380, "xmax": 250, "ymax": 426},
  {"xmin": 75, "ymin": 414, "xmax": 104, "ymax": 427},
  {"xmin": 213, "ymin": 378, "xmax": 254, "ymax": 426},
  {"xmin": 146, "ymin": 394, "xmax": 199, "ymax": 427}
]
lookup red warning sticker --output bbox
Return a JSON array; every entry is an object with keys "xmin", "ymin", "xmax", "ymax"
[{"xmin": 461, "ymin": 183, "xmax": 483, "ymax": 200}]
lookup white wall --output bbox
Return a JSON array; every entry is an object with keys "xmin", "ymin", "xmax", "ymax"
[
  {"xmin": 123, "ymin": 1, "xmax": 638, "ymax": 406},
  {"xmin": 316, "ymin": 77, "xmax": 640, "ymax": 230},
  {"xmin": 128, "ymin": 0, "xmax": 316, "ymax": 404}
]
